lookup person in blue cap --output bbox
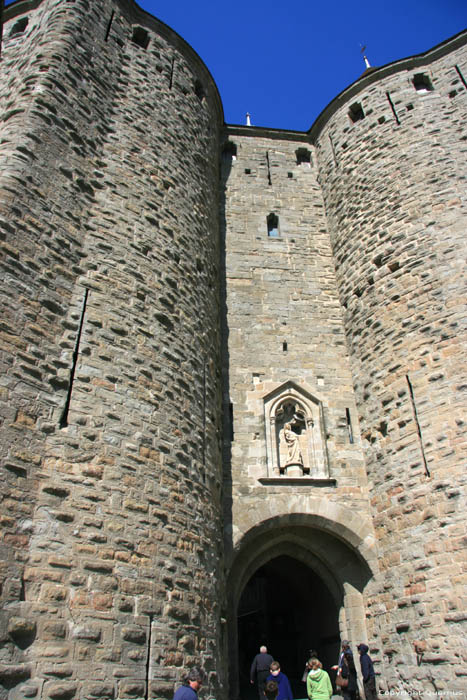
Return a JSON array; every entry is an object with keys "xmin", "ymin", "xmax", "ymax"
[{"xmin": 173, "ymin": 667, "xmax": 205, "ymax": 700}]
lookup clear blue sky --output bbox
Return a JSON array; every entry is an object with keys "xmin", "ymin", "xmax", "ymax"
[{"xmin": 5, "ymin": 0, "xmax": 466, "ymax": 130}]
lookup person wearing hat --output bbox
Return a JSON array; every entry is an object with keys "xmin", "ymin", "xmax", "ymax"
[
  {"xmin": 357, "ymin": 644, "xmax": 377, "ymax": 700},
  {"xmin": 173, "ymin": 667, "xmax": 205, "ymax": 700}
]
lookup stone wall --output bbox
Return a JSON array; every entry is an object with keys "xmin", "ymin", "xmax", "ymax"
[
  {"xmin": 220, "ymin": 130, "xmax": 374, "ymax": 542},
  {"xmin": 220, "ymin": 129, "xmax": 378, "ymax": 694},
  {"xmin": 0, "ymin": 1, "xmax": 225, "ymax": 699},
  {"xmin": 1, "ymin": 1, "xmax": 466, "ymax": 698},
  {"xmin": 313, "ymin": 35, "xmax": 467, "ymax": 695}
]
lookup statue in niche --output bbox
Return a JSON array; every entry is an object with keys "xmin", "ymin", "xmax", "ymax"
[
  {"xmin": 264, "ymin": 382, "xmax": 329, "ymax": 478},
  {"xmin": 276, "ymin": 401, "xmax": 310, "ymax": 475},
  {"xmin": 282, "ymin": 422, "xmax": 303, "ymax": 467}
]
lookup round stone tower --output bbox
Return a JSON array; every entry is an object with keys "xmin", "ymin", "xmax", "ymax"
[
  {"xmin": 0, "ymin": 1, "xmax": 225, "ymax": 698},
  {"xmin": 312, "ymin": 34, "xmax": 467, "ymax": 691}
]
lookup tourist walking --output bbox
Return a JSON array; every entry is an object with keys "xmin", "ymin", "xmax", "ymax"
[
  {"xmin": 306, "ymin": 658, "xmax": 332, "ymax": 700},
  {"xmin": 250, "ymin": 645, "xmax": 274, "ymax": 699},
  {"xmin": 173, "ymin": 667, "xmax": 205, "ymax": 700},
  {"xmin": 266, "ymin": 661, "xmax": 293, "ymax": 700},
  {"xmin": 357, "ymin": 644, "xmax": 378, "ymax": 700}
]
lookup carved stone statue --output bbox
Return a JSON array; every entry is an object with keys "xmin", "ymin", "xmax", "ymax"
[{"xmin": 282, "ymin": 422, "xmax": 303, "ymax": 467}]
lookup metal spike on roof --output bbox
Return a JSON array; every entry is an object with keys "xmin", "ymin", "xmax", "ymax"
[{"xmin": 360, "ymin": 43, "xmax": 371, "ymax": 69}]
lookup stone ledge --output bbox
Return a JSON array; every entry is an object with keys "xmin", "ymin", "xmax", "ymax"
[{"xmin": 258, "ymin": 477, "xmax": 337, "ymax": 486}]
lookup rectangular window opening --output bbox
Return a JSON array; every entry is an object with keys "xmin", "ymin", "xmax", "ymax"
[
  {"xmin": 413, "ymin": 73, "xmax": 433, "ymax": 94},
  {"xmin": 296, "ymin": 147, "xmax": 312, "ymax": 167},
  {"xmin": 349, "ymin": 102, "xmax": 365, "ymax": 123},
  {"xmin": 267, "ymin": 213, "xmax": 279, "ymax": 237},
  {"xmin": 132, "ymin": 26, "xmax": 150, "ymax": 49}
]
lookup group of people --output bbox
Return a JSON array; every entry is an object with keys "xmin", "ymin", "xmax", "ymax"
[
  {"xmin": 332, "ymin": 640, "xmax": 378, "ymax": 700},
  {"xmin": 249, "ymin": 640, "xmax": 378, "ymax": 700},
  {"xmin": 171, "ymin": 640, "xmax": 377, "ymax": 699},
  {"xmin": 250, "ymin": 647, "xmax": 293, "ymax": 699}
]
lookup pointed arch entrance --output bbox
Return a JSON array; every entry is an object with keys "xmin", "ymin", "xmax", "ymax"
[{"xmin": 226, "ymin": 513, "xmax": 376, "ymax": 700}]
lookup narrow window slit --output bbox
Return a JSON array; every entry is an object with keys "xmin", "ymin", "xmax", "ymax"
[
  {"xmin": 0, "ymin": 2, "xmax": 4, "ymax": 60},
  {"xmin": 386, "ymin": 91, "xmax": 400, "ymax": 125},
  {"xmin": 202, "ymin": 360, "xmax": 207, "ymax": 471},
  {"xmin": 169, "ymin": 56, "xmax": 175, "ymax": 89},
  {"xmin": 229, "ymin": 402, "xmax": 234, "ymax": 441},
  {"xmin": 282, "ymin": 341, "xmax": 288, "ymax": 352},
  {"xmin": 144, "ymin": 614, "xmax": 154, "ymax": 700},
  {"xmin": 454, "ymin": 65, "xmax": 467, "ymax": 89},
  {"xmin": 406, "ymin": 374, "xmax": 430, "ymax": 477},
  {"xmin": 266, "ymin": 151, "xmax": 272, "ymax": 185},
  {"xmin": 105, "ymin": 11, "xmax": 114, "ymax": 42},
  {"xmin": 329, "ymin": 134, "xmax": 338, "ymax": 167},
  {"xmin": 346, "ymin": 408, "xmax": 354, "ymax": 444},
  {"xmin": 59, "ymin": 289, "xmax": 89, "ymax": 428}
]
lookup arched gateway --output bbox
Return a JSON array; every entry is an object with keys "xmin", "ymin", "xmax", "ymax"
[{"xmin": 226, "ymin": 511, "xmax": 377, "ymax": 699}]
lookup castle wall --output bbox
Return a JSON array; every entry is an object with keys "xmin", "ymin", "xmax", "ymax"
[
  {"xmin": 221, "ymin": 130, "xmax": 374, "ymax": 539},
  {"xmin": 220, "ymin": 129, "xmax": 378, "ymax": 693},
  {"xmin": 1, "ymin": 2, "xmax": 465, "ymax": 698},
  {"xmin": 0, "ymin": 1, "xmax": 225, "ymax": 699},
  {"xmin": 313, "ymin": 37, "xmax": 467, "ymax": 693}
]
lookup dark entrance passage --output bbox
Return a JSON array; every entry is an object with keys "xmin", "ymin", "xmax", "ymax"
[{"xmin": 237, "ymin": 555, "xmax": 340, "ymax": 699}]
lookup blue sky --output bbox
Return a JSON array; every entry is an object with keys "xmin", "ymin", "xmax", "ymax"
[{"xmin": 5, "ymin": 0, "xmax": 466, "ymax": 130}]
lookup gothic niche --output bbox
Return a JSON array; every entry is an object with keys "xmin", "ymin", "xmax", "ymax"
[
  {"xmin": 263, "ymin": 382, "xmax": 329, "ymax": 478},
  {"xmin": 277, "ymin": 401, "xmax": 308, "ymax": 475}
]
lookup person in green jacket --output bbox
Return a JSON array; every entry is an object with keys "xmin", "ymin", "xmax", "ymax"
[{"xmin": 306, "ymin": 658, "xmax": 333, "ymax": 700}]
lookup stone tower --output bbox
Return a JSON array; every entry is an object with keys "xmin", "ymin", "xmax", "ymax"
[
  {"xmin": 0, "ymin": 2, "xmax": 466, "ymax": 700},
  {"xmin": 0, "ymin": 1, "xmax": 226, "ymax": 699}
]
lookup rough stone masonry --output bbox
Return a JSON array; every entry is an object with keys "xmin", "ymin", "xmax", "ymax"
[{"xmin": 0, "ymin": 2, "xmax": 466, "ymax": 700}]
